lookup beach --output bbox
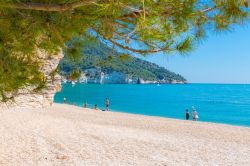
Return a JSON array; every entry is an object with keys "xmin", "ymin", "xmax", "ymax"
[{"xmin": 0, "ymin": 104, "xmax": 250, "ymax": 166}]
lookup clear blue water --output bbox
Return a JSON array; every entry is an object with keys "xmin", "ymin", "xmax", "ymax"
[{"xmin": 54, "ymin": 84, "xmax": 250, "ymax": 127}]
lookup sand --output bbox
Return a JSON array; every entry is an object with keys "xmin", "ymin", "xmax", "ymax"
[{"xmin": 0, "ymin": 104, "xmax": 250, "ymax": 166}]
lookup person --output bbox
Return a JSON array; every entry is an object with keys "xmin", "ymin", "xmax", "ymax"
[
  {"xmin": 105, "ymin": 98, "xmax": 109, "ymax": 111},
  {"xmin": 185, "ymin": 109, "xmax": 190, "ymax": 120},
  {"xmin": 192, "ymin": 107, "xmax": 198, "ymax": 121},
  {"xmin": 194, "ymin": 110, "xmax": 199, "ymax": 121},
  {"xmin": 83, "ymin": 102, "xmax": 87, "ymax": 108},
  {"xmin": 64, "ymin": 97, "xmax": 67, "ymax": 104},
  {"xmin": 94, "ymin": 104, "xmax": 97, "ymax": 110}
]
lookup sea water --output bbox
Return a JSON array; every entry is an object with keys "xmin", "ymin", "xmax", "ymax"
[{"xmin": 54, "ymin": 84, "xmax": 250, "ymax": 127}]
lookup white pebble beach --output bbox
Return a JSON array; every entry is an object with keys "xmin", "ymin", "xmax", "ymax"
[{"xmin": 0, "ymin": 104, "xmax": 250, "ymax": 166}]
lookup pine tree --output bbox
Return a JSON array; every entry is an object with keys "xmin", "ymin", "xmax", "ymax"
[{"xmin": 0, "ymin": 0, "xmax": 249, "ymax": 101}]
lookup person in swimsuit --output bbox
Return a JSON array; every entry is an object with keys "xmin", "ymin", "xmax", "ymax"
[
  {"xmin": 94, "ymin": 104, "xmax": 97, "ymax": 110},
  {"xmin": 83, "ymin": 102, "xmax": 87, "ymax": 108},
  {"xmin": 194, "ymin": 110, "xmax": 198, "ymax": 121},
  {"xmin": 105, "ymin": 98, "xmax": 109, "ymax": 111},
  {"xmin": 192, "ymin": 106, "xmax": 198, "ymax": 121},
  {"xmin": 185, "ymin": 109, "xmax": 190, "ymax": 120},
  {"xmin": 64, "ymin": 97, "xmax": 67, "ymax": 104}
]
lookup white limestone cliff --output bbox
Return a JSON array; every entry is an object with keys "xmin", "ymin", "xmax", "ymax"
[{"xmin": 0, "ymin": 49, "xmax": 64, "ymax": 109}]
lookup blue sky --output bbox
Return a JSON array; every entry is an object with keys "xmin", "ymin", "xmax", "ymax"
[{"xmin": 144, "ymin": 24, "xmax": 250, "ymax": 84}]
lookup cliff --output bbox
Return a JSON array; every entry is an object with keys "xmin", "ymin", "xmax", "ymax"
[
  {"xmin": 60, "ymin": 41, "xmax": 186, "ymax": 84},
  {"xmin": 0, "ymin": 49, "xmax": 63, "ymax": 109}
]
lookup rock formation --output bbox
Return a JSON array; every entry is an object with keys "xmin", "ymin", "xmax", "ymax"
[{"xmin": 0, "ymin": 49, "xmax": 64, "ymax": 109}]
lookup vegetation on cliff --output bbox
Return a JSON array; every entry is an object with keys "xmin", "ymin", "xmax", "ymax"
[{"xmin": 60, "ymin": 40, "xmax": 186, "ymax": 83}]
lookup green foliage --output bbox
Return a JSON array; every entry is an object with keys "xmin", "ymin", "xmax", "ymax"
[
  {"xmin": 0, "ymin": 0, "xmax": 248, "ymax": 101},
  {"xmin": 0, "ymin": 54, "xmax": 42, "ymax": 102},
  {"xmin": 69, "ymin": 70, "xmax": 81, "ymax": 81},
  {"xmin": 60, "ymin": 39, "xmax": 186, "ymax": 82}
]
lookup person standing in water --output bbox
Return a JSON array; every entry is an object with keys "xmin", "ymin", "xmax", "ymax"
[
  {"xmin": 185, "ymin": 109, "xmax": 190, "ymax": 120},
  {"xmin": 192, "ymin": 106, "xmax": 198, "ymax": 121},
  {"xmin": 64, "ymin": 97, "xmax": 67, "ymax": 104},
  {"xmin": 194, "ymin": 110, "xmax": 199, "ymax": 121},
  {"xmin": 83, "ymin": 102, "xmax": 87, "ymax": 108},
  {"xmin": 105, "ymin": 98, "xmax": 109, "ymax": 111},
  {"xmin": 94, "ymin": 104, "xmax": 97, "ymax": 110}
]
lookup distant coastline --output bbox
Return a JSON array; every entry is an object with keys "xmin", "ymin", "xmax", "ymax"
[
  {"xmin": 60, "ymin": 40, "xmax": 186, "ymax": 84},
  {"xmin": 61, "ymin": 76, "xmax": 187, "ymax": 85}
]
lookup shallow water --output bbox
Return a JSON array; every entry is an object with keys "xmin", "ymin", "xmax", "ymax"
[{"xmin": 54, "ymin": 84, "xmax": 250, "ymax": 127}]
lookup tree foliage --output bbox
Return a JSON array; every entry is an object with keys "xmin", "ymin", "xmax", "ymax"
[
  {"xmin": 60, "ymin": 38, "xmax": 186, "ymax": 82},
  {"xmin": 0, "ymin": 0, "xmax": 249, "ymax": 101}
]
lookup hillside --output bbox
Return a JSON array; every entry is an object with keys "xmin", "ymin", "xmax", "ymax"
[{"xmin": 59, "ymin": 41, "xmax": 186, "ymax": 84}]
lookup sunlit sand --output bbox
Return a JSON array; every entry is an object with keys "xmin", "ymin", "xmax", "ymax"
[{"xmin": 0, "ymin": 104, "xmax": 249, "ymax": 165}]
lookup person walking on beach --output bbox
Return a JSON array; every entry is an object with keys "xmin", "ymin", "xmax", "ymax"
[
  {"xmin": 185, "ymin": 109, "xmax": 190, "ymax": 120},
  {"xmin": 64, "ymin": 97, "xmax": 67, "ymax": 104},
  {"xmin": 105, "ymin": 98, "xmax": 109, "ymax": 111}
]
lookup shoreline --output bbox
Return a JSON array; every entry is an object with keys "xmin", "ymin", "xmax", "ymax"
[
  {"xmin": 58, "ymin": 103, "xmax": 250, "ymax": 129},
  {"xmin": 55, "ymin": 84, "xmax": 250, "ymax": 128}
]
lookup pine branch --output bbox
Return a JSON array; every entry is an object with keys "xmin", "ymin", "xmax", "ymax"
[
  {"xmin": 104, "ymin": 36, "xmax": 172, "ymax": 54},
  {"xmin": 0, "ymin": 0, "xmax": 96, "ymax": 11}
]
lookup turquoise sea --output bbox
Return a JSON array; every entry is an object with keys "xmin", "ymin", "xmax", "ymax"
[{"xmin": 54, "ymin": 84, "xmax": 250, "ymax": 127}]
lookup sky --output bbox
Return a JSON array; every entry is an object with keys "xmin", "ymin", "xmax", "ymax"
[{"xmin": 144, "ymin": 24, "xmax": 250, "ymax": 84}]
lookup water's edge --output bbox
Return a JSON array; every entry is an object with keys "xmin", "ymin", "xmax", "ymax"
[
  {"xmin": 55, "ymin": 103, "xmax": 250, "ymax": 128},
  {"xmin": 55, "ymin": 84, "xmax": 250, "ymax": 127}
]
